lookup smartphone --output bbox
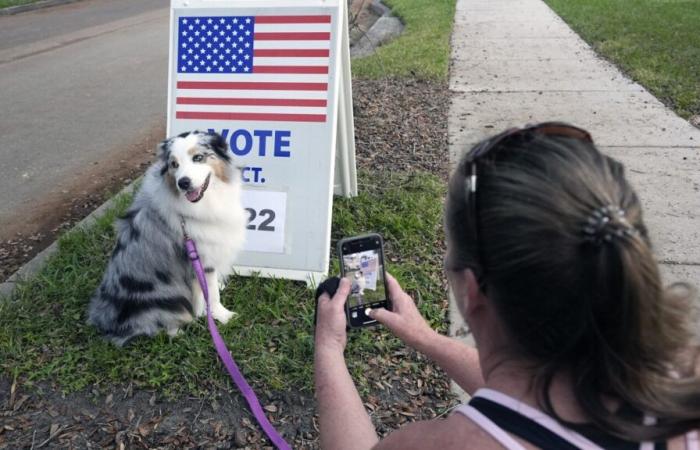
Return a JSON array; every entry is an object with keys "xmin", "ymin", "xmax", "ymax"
[{"xmin": 337, "ymin": 233, "xmax": 391, "ymax": 328}]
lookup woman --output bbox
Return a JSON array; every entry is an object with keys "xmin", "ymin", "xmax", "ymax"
[{"xmin": 314, "ymin": 123, "xmax": 700, "ymax": 449}]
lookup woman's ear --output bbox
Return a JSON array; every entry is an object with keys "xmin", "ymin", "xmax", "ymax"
[
  {"xmin": 449, "ymin": 268, "xmax": 488, "ymax": 318},
  {"xmin": 449, "ymin": 268, "xmax": 471, "ymax": 316},
  {"xmin": 465, "ymin": 269, "xmax": 487, "ymax": 316}
]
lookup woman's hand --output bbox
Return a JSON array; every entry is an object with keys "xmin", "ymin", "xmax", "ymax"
[
  {"xmin": 315, "ymin": 277, "xmax": 351, "ymax": 355},
  {"xmin": 369, "ymin": 273, "xmax": 437, "ymax": 351}
]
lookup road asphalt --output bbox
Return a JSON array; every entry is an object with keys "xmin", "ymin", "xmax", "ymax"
[
  {"xmin": 447, "ymin": 0, "xmax": 700, "ymax": 400},
  {"xmin": 0, "ymin": 0, "xmax": 169, "ymax": 239}
]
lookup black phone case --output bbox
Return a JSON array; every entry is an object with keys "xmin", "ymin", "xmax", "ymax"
[
  {"xmin": 314, "ymin": 276, "xmax": 340, "ymax": 327},
  {"xmin": 313, "ymin": 277, "xmax": 351, "ymax": 332}
]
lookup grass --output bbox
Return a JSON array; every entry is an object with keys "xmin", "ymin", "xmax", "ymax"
[
  {"xmin": 0, "ymin": 0, "xmax": 43, "ymax": 8},
  {"xmin": 544, "ymin": 0, "xmax": 700, "ymax": 119},
  {"xmin": 0, "ymin": 171, "xmax": 447, "ymax": 397},
  {"xmin": 351, "ymin": 0, "xmax": 457, "ymax": 80}
]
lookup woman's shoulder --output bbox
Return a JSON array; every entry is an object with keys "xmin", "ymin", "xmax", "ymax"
[{"xmin": 372, "ymin": 409, "xmax": 508, "ymax": 450}]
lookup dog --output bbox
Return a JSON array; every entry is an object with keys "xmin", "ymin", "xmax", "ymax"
[{"xmin": 87, "ymin": 130, "xmax": 246, "ymax": 346}]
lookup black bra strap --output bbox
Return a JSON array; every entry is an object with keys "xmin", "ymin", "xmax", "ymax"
[{"xmin": 469, "ymin": 397, "xmax": 580, "ymax": 450}]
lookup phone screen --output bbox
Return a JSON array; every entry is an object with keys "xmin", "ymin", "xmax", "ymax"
[{"xmin": 339, "ymin": 234, "xmax": 389, "ymax": 327}]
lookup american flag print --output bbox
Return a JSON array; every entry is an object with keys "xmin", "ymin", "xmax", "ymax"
[{"xmin": 175, "ymin": 15, "xmax": 332, "ymax": 123}]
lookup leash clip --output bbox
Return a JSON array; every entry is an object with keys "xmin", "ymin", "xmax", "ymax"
[
  {"xmin": 180, "ymin": 218, "xmax": 199, "ymax": 262},
  {"xmin": 180, "ymin": 217, "xmax": 189, "ymax": 240}
]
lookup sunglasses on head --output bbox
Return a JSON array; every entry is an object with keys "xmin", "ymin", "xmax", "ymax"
[{"xmin": 463, "ymin": 122, "xmax": 594, "ymax": 286}]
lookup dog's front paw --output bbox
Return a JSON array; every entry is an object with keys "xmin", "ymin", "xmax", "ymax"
[{"xmin": 212, "ymin": 306, "xmax": 237, "ymax": 324}]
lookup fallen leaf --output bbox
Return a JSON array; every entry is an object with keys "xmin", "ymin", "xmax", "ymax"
[
  {"xmin": 9, "ymin": 378, "xmax": 17, "ymax": 409},
  {"xmin": 138, "ymin": 424, "xmax": 152, "ymax": 437},
  {"xmin": 12, "ymin": 395, "xmax": 29, "ymax": 411},
  {"xmin": 123, "ymin": 382, "xmax": 133, "ymax": 399},
  {"xmin": 264, "ymin": 404, "xmax": 278, "ymax": 413},
  {"xmin": 234, "ymin": 429, "xmax": 248, "ymax": 447}
]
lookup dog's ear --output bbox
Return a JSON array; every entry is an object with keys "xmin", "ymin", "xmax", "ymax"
[
  {"xmin": 157, "ymin": 138, "xmax": 173, "ymax": 175},
  {"xmin": 158, "ymin": 138, "xmax": 173, "ymax": 161},
  {"xmin": 205, "ymin": 130, "xmax": 231, "ymax": 163}
]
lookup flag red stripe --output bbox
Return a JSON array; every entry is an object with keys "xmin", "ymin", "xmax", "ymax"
[
  {"xmin": 177, "ymin": 81, "xmax": 328, "ymax": 91},
  {"xmin": 176, "ymin": 111, "xmax": 327, "ymax": 122},
  {"xmin": 253, "ymin": 49, "xmax": 330, "ymax": 57},
  {"xmin": 254, "ymin": 32, "xmax": 330, "ymax": 41},
  {"xmin": 255, "ymin": 15, "xmax": 331, "ymax": 24},
  {"xmin": 253, "ymin": 65, "xmax": 328, "ymax": 74},
  {"xmin": 177, "ymin": 97, "xmax": 327, "ymax": 107}
]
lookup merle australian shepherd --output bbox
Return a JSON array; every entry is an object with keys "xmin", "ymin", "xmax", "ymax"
[{"xmin": 88, "ymin": 130, "xmax": 246, "ymax": 346}]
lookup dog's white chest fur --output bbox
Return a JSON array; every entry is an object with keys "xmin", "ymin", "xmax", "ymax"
[{"xmin": 181, "ymin": 183, "xmax": 246, "ymax": 277}]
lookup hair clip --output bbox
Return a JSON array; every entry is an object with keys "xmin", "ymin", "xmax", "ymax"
[{"xmin": 582, "ymin": 205, "xmax": 638, "ymax": 246}]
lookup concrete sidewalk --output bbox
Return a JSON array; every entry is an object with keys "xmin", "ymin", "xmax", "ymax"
[{"xmin": 447, "ymin": 0, "xmax": 700, "ymax": 398}]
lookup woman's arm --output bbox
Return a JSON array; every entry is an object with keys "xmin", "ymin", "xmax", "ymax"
[
  {"xmin": 315, "ymin": 278, "xmax": 379, "ymax": 450},
  {"xmin": 414, "ymin": 331, "xmax": 484, "ymax": 395},
  {"xmin": 369, "ymin": 274, "xmax": 485, "ymax": 395}
]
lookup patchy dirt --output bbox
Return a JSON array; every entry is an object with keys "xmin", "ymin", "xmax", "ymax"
[
  {"xmin": 353, "ymin": 78, "xmax": 450, "ymax": 178},
  {"xmin": 0, "ymin": 350, "xmax": 456, "ymax": 449},
  {"xmin": 690, "ymin": 114, "xmax": 700, "ymax": 129},
  {"xmin": 0, "ymin": 122, "xmax": 165, "ymax": 283},
  {"xmin": 0, "ymin": 78, "xmax": 455, "ymax": 449}
]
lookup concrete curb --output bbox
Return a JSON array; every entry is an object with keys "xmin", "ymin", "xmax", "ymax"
[
  {"xmin": 0, "ymin": 180, "xmax": 139, "ymax": 301},
  {"xmin": 0, "ymin": 0, "xmax": 82, "ymax": 16}
]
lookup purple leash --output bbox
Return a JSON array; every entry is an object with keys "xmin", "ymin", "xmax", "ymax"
[{"xmin": 184, "ymin": 236, "xmax": 292, "ymax": 450}]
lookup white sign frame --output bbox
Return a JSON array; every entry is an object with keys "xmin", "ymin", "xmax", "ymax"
[{"xmin": 167, "ymin": 0, "xmax": 354, "ymax": 285}]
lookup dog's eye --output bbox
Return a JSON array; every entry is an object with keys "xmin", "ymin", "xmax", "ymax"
[
  {"xmin": 192, "ymin": 154, "xmax": 204, "ymax": 163},
  {"xmin": 170, "ymin": 160, "xmax": 179, "ymax": 169}
]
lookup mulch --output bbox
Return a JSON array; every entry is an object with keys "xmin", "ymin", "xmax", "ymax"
[
  {"xmin": 353, "ymin": 78, "xmax": 450, "ymax": 178},
  {"xmin": 0, "ymin": 77, "xmax": 455, "ymax": 449}
]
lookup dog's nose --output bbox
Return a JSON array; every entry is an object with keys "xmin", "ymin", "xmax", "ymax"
[{"xmin": 177, "ymin": 177, "xmax": 191, "ymax": 190}]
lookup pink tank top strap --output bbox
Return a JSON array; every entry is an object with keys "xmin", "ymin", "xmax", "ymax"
[{"xmin": 687, "ymin": 430, "xmax": 699, "ymax": 450}]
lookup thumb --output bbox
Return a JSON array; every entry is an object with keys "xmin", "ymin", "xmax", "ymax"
[{"xmin": 368, "ymin": 307, "xmax": 398, "ymax": 327}]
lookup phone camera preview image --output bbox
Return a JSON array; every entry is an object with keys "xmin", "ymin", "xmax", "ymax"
[{"xmin": 342, "ymin": 248, "xmax": 387, "ymax": 316}]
